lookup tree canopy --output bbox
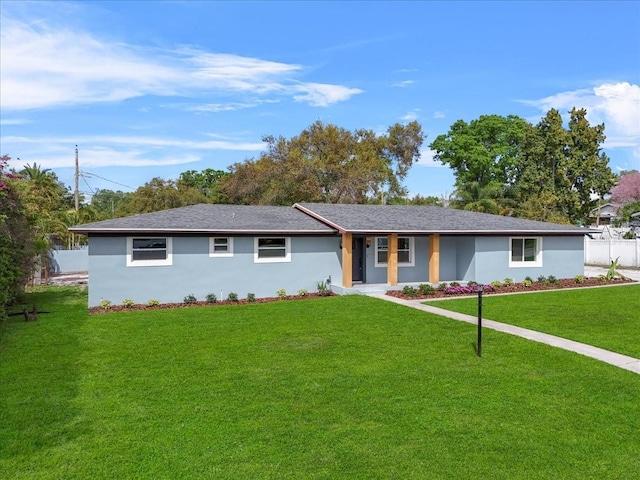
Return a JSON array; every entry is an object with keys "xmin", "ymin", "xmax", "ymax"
[
  {"xmin": 221, "ymin": 120, "xmax": 425, "ymax": 205},
  {"xmin": 611, "ymin": 171, "xmax": 640, "ymax": 204},
  {"xmin": 430, "ymin": 108, "xmax": 616, "ymax": 224}
]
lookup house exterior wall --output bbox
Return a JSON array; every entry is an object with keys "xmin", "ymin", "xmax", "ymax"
[
  {"xmin": 364, "ymin": 235, "xmax": 430, "ymax": 284},
  {"xmin": 472, "ymin": 235, "xmax": 584, "ymax": 284},
  {"xmin": 87, "ymin": 235, "xmax": 342, "ymax": 307}
]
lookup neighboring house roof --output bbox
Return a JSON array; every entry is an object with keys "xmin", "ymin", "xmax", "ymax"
[
  {"xmin": 69, "ymin": 204, "xmax": 337, "ymax": 235},
  {"xmin": 70, "ymin": 202, "xmax": 588, "ymax": 236},
  {"xmin": 295, "ymin": 203, "xmax": 586, "ymax": 235},
  {"xmin": 589, "ymin": 203, "xmax": 619, "ymax": 218}
]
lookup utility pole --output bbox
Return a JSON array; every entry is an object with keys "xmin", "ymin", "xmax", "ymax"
[{"xmin": 74, "ymin": 145, "xmax": 79, "ymax": 212}]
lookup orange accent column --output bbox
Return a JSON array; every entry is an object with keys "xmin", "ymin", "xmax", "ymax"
[
  {"xmin": 342, "ymin": 232, "xmax": 353, "ymax": 288},
  {"xmin": 429, "ymin": 234, "xmax": 440, "ymax": 284},
  {"xmin": 387, "ymin": 234, "xmax": 398, "ymax": 286}
]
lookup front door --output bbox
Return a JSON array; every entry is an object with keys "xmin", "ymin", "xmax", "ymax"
[{"xmin": 352, "ymin": 237, "xmax": 364, "ymax": 282}]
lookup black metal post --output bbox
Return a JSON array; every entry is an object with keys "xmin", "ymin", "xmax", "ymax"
[{"xmin": 477, "ymin": 285, "xmax": 483, "ymax": 357}]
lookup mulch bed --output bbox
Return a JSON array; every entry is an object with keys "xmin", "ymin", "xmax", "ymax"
[
  {"xmin": 89, "ymin": 292, "xmax": 336, "ymax": 315},
  {"xmin": 386, "ymin": 277, "xmax": 634, "ymax": 300}
]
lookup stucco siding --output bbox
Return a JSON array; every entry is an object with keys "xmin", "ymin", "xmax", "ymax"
[
  {"xmin": 454, "ymin": 236, "xmax": 476, "ymax": 281},
  {"xmin": 87, "ymin": 235, "xmax": 342, "ymax": 307},
  {"xmin": 473, "ymin": 236, "xmax": 584, "ymax": 284},
  {"xmin": 364, "ymin": 235, "xmax": 430, "ymax": 284}
]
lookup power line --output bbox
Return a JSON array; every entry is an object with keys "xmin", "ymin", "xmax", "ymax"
[
  {"xmin": 80, "ymin": 170, "xmax": 134, "ymax": 190},
  {"xmin": 80, "ymin": 174, "xmax": 96, "ymax": 196}
]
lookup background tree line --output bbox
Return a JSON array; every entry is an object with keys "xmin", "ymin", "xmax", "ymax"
[{"xmin": 2, "ymin": 109, "xmax": 637, "ymax": 319}]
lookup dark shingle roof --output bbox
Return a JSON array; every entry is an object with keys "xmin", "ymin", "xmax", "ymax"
[
  {"xmin": 70, "ymin": 202, "xmax": 588, "ymax": 236},
  {"xmin": 69, "ymin": 204, "xmax": 336, "ymax": 234},
  {"xmin": 295, "ymin": 203, "xmax": 587, "ymax": 235}
]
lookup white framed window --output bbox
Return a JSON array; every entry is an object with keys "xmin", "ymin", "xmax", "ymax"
[
  {"xmin": 209, "ymin": 237, "xmax": 233, "ymax": 257},
  {"xmin": 375, "ymin": 236, "xmax": 415, "ymax": 267},
  {"xmin": 126, "ymin": 237, "xmax": 173, "ymax": 267},
  {"xmin": 509, "ymin": 237, "xmax": 542, "ymax": 267},
  {"xmin": 254, "ymin": 237, "xmax": 291, "ymax": 263}
]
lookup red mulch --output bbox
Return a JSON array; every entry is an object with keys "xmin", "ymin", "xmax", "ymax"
[
  {"xmin": 89, "ymin": 292, "xmax": 336, "ymax": 315},
  {"xmin": 386, "ymin": 277, "xmax": 634, "ymax": 300}
]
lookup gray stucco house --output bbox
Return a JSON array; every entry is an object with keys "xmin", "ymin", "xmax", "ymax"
[{"xmin": 69, "ymin": 203, "xmax": 587, "ymax": 307}]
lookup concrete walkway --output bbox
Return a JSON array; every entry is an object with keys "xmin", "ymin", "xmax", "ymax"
[{"xmin": 369, "ymin": 293, "xmax": 640, "ymax": 375}]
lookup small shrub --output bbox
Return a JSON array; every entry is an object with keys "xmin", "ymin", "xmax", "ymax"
[
  {"xmin": 547, "ymin": 275, "xmax": 558, "ymax": 285},
  {"xmin": 402, "ymin": 286, "xmax": 419, "ymax": 298},
  {"xmin": 316, "ymin": 280, "xmax": 329, "ymax": 296},
  {"xmin": 227, "ymin": 292, "xmax": 238, "ymax": 302},
  {"xmin": 490, "ymin": 280, "xmax": 502, "ymax": 288},
  {"xmin": 419, "ymin": 283, "xmax": 435, "ymax": 295},
  {"xmin": 99, "ymin": 299, "xmax": 112, "ymax": 309},
  {"xmin": 183, "ymin": 294, "xmax": 197, "ymax": 304},
  {"xmin": 536, "ymin": 275, "xmax": 547, "ymax": 284},
  {"xmin": 503, "ymin": 277, "xmax": 514, "ymax": 286},
  {"xmin": 276, "ymin": 289, "xmax": 287, "ymax": 299},
  {"xmin": 122, "ymin": 299, "xmax": 135, "ymax": 308},
  {"xmin": 146, "ymin": 299, "xmax": 160, "ymax": 307},
  {"xmin": 522, "ymin": 278, "xmax": 533, "ymax": 287},
  {"xmin": 574, "ymin": 275, "xmax": 585, "ymax": 284},
  {"xmin": 247, "ymin": 293, "xmax": 256, "ymax": 303},
  {"xmin": 205, "ymin": 293, "xmax": 217, "ymax": 303},
  {"xmin": 437, "ymin": 282, "xmax": 448, "ymax": 291},
  {"xmin": 467, "ymin": 281, "xmax": 478, "ymax": 288},
  {"xmin": 298, "ymin": 289, "xmax": 308, "ymax": 297},
  {"xmin": 449, "ymin": 281, "xmax": 461, "ymax": 287}
]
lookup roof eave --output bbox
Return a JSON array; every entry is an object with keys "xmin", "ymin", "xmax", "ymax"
[{"xmin": 68, "ymin": 227, "xmax": 337, "ymax": 235}]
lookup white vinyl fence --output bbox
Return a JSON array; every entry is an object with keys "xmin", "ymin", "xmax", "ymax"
[{"xmin": 584, "ymin": 237, "xmax": 640, "ymax": 268}]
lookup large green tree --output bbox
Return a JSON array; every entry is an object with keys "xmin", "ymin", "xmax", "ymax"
[
  {"xmin": 430, "ymin": 114, "xmax": 529, "ymax": 190},
  {"xmin": 0, "ymin": 155, "xmax": 37, "ymax": 319},
  {"xmin": 178, "ymin": 168, "xmax": 230, "ymax": 203},
  {"xmin": 116, "ymin": 178, "xmax": 207, "ymax": 216},
  {"xmin": 514, "ymin": 108, "xmax": 616, "ymax": 224},
  {"xmin": 90, "ymin": 189, "xmax": 133, "ymax": 219},
  {"xmin": 221, "ymin": 120, "xmax": 424, "ymax": 205}
]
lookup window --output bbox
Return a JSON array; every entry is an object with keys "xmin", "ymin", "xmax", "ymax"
[
  {"xmin": 375, "ymin": 236, "xmax": 414, "ymax": 267},
  {"xmin": 209, "ymin": 237, "xmax": 233, "ymax": 257},
  {"xmin": 254, "ymin": 237, "xmax": 291, "ymax": 263},
  {"xmin": 126, "ymin": 237, "xmax": 172, "ymax": 267},
  {"xmin": 509, "ymin": 237, "xmax": 542, "ymax": 267}
]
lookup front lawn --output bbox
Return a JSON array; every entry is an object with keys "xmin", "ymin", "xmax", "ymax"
[
  {"xmin": 424, "ymin": 284, "xmax": 640, "ymax": 358},
  {"xmin": 2, "ymin": 287, "xmax": 639, "ymax": 479}
]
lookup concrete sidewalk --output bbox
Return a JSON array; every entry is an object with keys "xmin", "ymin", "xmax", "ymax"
[{"xmin": 370, "ymin": 294, "xmax": 640, "ymax": 375}]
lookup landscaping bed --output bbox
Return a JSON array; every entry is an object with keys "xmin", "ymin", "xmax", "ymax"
[
  {"xmin": 387, "ymin": 276, "xmax": 633, "ymax": 300},
  {"xmin": 89, "ymin": 291, "xmax": 336, "ymax": 314}
]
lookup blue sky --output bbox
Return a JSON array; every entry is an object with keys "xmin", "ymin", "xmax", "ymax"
[{"xmin": 1, "ymin": 1, "xmax": 639, "ymax": 200}]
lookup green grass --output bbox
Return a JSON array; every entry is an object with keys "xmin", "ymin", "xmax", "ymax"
[
  {"xmin": 425, "ymin": 284, "xmax": 640, "ymax": 358},
  {"xmin": 1, "ymin": 287, "xmax": 640, "ymax": 479}
]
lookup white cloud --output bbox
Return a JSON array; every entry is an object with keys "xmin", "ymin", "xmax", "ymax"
[
  {"xmin": 292, "ymin": 83, "xmax": 363, "ymax": 107},
  {"xmin": 1, "ymin": 133, "xmax": 265, "ymax": 169},
  {"xmin": 415, "ymin": 148, "xmax": 446, "ymax": 167},
  {"xmin": 173, "ymin": 99, "xmax": 280, "ymax": 114},
  {"xmin": 0, "ymin": 118, "xmax": 30, "ymax": 125},
  {"xmin": 522, "ymin": 82, "xmax": 640, "ymax": 155},
  {"xmin": 0, "ymin": 14, "xmax": 362, "ymax": 110},
  {"xmin": 433, "ymin": 111, "xmax": 446, "ymax": 119},
  {"xmin": 401, "ymin": 110, "xmax": 420, "ymax": 122},
  {"xmin": 392, "ymin": 80, "xmax": 415, "ymax": 88}
]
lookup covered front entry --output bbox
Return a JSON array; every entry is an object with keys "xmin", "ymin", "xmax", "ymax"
[{"xmin": 341, "ymin": 232, "xmax": 440, "ymax": 288}]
